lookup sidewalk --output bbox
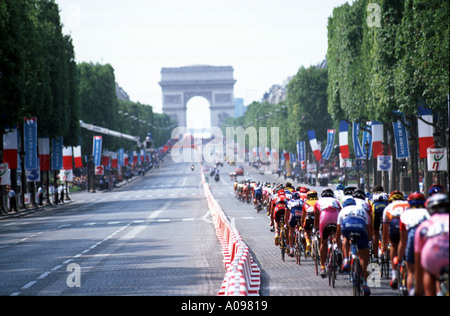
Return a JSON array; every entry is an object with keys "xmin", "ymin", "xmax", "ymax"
[{"xmin": 0, "ymin": 175, "xmax": 142, "ymax": 221}]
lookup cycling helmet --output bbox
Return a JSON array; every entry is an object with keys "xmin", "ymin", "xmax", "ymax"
[
  {"xmin": 352, "ymin": 189, "xmax": 366, "ymax": 200},
  {"xmin": 425, "ymin": 193, "xmax": 449, "ymax": 214},
  {"xmin": 299, "ymin": 187, "xmax": 309, "ymax": 193},
  {"xmin": 388, "ymin": 190, "xmax": 405, "ymax": 202},
  {"xmin": 375, "ymin": 192, "xmax": 388, "ymax": 202},
  {"xmin": 336, "ymin": 184, "xmax": 345, "ymax": 191},
  {"xmin": 292, "ymin": 192, "xmax": 300, "ymax": 200},
  {"xmin": 343, "ymin": 186, "xmax": 357, "ymax": 196},
  {"xmin": 307, "ymin": 190, "xmax": 318, "ymax": 200},
  {"xmin": 427, "ymin": 183, "xmax": 447, "ymax": 197},
  {"xmin": 321, "ymin": 188, "xmax": 334, "ymax": 198},
  {"xmin": 277, "ymin": 189, "xmax": 286, "ymax": 196},
  {"xmin": 407, "ymin": 191, "xmax": 426, "ymax": 208},
  {"xmin": 342, "ymin": 198, "xmax": 356, "ymax": 207}
]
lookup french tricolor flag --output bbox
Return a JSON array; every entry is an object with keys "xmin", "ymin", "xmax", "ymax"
[
  {"xmin": 339, "ymin": 121, "xmax": 350, "ymax": 159},
  {"xmin": 73, "ymin": 145, "xmax": 83, "ymax": 168},
  {"xmin": 371, "ymin": 121, "xmax": 384, "ymax": 158},
  {"xmin": 38, "ymin": 138, "xmax": 50, "ymax": 171},
  {"xmin": 111, "ymin": 151, "xmax": 118, "ymax": 168},
  {"xmin": 3, "ymin": 128, "xmax": 18, "ymax": 170},
  {"xmin": 62, "ymin": 146, "xmax": 73, "ymax": 170},
  {"xmin": 307, "ymin": 130, "xmax": 322, "ymax": 161},
  {"xmin": 417, "ymin": 106, "xmax": 434, "ymax": 159}
]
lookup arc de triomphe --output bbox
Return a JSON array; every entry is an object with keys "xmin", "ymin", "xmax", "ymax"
[{"xmin": 159, "ymin": 65, "xmax": 236, "ymax": 128}]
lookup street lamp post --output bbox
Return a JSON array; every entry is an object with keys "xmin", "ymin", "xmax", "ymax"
[
  {"xmin": 19, "ymin": 149, "xmax": 26, "ymax": 209},
  {"xmin": 364, "ymin": 140, "xmax": 370, "ymax": 192}
]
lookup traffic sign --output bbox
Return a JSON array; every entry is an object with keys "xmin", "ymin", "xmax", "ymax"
[
  {"xmin": 377, "ymin": 155, "xmax": 392, "ymax": 171},
  {"xmin": 95, "ymin": 165, "xmax": 104, "ymax": 175}
]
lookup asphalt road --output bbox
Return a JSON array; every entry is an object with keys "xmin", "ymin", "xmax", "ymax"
[
  {"xmin": 0, "ymin": 159, "xmax": 224, "ymax": 296},
  {"xmin": 1, "ymin": 157, "xmax": 398, "ymax": 297}
]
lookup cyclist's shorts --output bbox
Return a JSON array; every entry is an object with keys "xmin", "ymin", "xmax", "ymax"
[
  {"xmin": 421, "ymin": 234, "xmax": 449, "ymax": 276},
  {"xmin": 319, "ymin": 209, "xmax": 339, "ymax": 239},
  {"xmin": 405, "ymin": 227, "xmax": 417, "ymax": 264},
  {"xmin": 389, "ymin": 218, "xmax": 400, "ymax": 244},
  {"xmin": 303, "ymin": 214, "xmax": 314, "ymax": 231},
  {"xmin": 288, "ymin": 207, "xmax": 303, "ymax": 228},
  {"xmin": 274, "ymin": 205, "xmax": 286, "ymax": 223},
  {"xmin": 341, "ymin": 218, "xmax": 369, "ymax": 250}
]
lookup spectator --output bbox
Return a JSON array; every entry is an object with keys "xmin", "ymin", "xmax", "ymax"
[{"xmin": 7, "ymin": 186, "xmax": 18, "ymax": 212}]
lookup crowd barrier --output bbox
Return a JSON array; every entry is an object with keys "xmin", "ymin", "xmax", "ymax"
[{"xmin": 200, "ymin": 173, "xmax": 261, "ymax": 296}]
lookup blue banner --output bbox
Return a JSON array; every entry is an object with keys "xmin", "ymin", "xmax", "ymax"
[
  {"xmin": 362, "ymin": 126, "xmax": 372, "ymax": 159},
  {"xmin": 51, "ymin": 136, "xmax": 63, "ymax": 170},
  {"xmin": 118, "ymin": 148, "xmax": 124, "ymax": 167},
  {"xmin": 92, "ymin": 136, "xmax": 103, "ymax": 166},
  {"xmin": 297, "ymin": 141, "xmax": 306, "ymax": 161},
  {"xmin": 24, "ymin": 117, "xmax": 38, "ymax": 170},
  {"xmin": 392, "ymin": 113, "xmax": 410, "ymax": 159},
  {"xmin": 352, "ymin": 122, "xmax": 364, "ymax": 159},
  {"xmin": 322, "ymin": 129, "xmax": 335, "ymax": 160}
]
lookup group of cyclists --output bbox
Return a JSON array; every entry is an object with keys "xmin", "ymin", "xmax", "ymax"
[{"xmin": 233, "ymin": 178, "xmax": 449, "ymax": 296}]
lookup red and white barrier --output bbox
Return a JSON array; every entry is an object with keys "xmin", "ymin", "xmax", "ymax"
[{"xmin": 200, "ymin": 173, "xmax": 261, "ymax": 296}]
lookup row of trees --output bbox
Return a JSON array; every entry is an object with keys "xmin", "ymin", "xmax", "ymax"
[
  {"xmin": 78, "ymin": 62, "xmax": 175, "ymax": 160},
  {"xmin": 223, "ymin": 0, "xmax": 448, "ymax": 191},
  {"xmin": 1, "ymin": 0, "xmax": 175, "ymax": 162}
]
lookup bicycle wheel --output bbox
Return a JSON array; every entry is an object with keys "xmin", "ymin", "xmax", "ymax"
[
  {"xmin": 328, "ymin": 247, "xmax": 336, "ymax": 288},
  {"xmin": 352, "ymin": 258, "xmax": 363, "ymax": 296},
  {"xmin": 398, "ymin": 262, "xmax": 408, "ymax": 296},
  {"xmin": 295, "ymin": 231, "xmax": 301, "ymax": 265},
  {"xmin": 313, "ymin": 236, "xmax": 320, "ymax": 275},
  {"xmin": 280, "ymin": 229, "xmax": 286, "ymax": 262}
]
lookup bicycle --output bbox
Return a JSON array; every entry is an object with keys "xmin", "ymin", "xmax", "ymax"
[
  {"xmin": 294, "ymin": 219, "xmax": 306, "ymax": 265},
  {"xmin": 325, "ymin": 225, "xmax": 339, "ymax": 288},
  {"xmin": 349, "ymin": 232, "xmax": 364, "ymax": 296},
  {"xmin": 312, "ymin": 228, "xmax": 321, "ymax": 276}
]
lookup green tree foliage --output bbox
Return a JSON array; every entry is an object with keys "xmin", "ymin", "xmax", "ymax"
[
  {"xmin": 287, "ymin": 66, "xmax": 332, "ymax": 146},
  {"xmin": 328, "ymin": 0, "xmax": 448, "ymax": 122},
  {"xmin": 0, "ymin": 0, "xmax": 79, "ymax": 144}
]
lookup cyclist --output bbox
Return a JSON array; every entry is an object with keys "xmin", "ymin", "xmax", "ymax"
[
  {"xmin": 253, "ymin": 182, "xmax": 263, "ymax": 211},
  {"xmin": 370, "ymin": 186, "xmax": 389, "ymax": 264},
  {"xmin": 287, "ymin": 191, "xmax": 304, "ymax": 257},
  {"xmin": 414, "ymin": 193, "xmax": 449, "ymax": 296},
  {"xmin": 314, "ymin": 188, "xmax": 342, "ymax": 277},
  {"xmin": 353, "ymin": 189, "xmax": 372, "ymax": 233},
  {"xmin": 272, "ymin": 189, "xmax": 289, "ymax": 246},
  {"xmin": 336, "ymin": 198, "xmax": 371, "ymax": 296},
  {"xmin": 285, "ymin": 182, "xmax": 295, "ymax": 192},
  {"xmin": 340, "ymin": 186, "xmax": 356, "ymax": 205},
  {"xmin": 427, "ymin": 183, "xmax": 447, "ymax": 197},
  {"xmin": 298, "ymin": 186, "xmax": 309, "ymax": 201},
  {"xmin": 335, "ymin": 183, "xmax": 345, "ymax": 201},
  {"xmin": 301, "ymin": 190, "xmax": 319, "ymax": 256},
  {"xmin": 398, "ymin": 191, "xmax": 429, "ymax": 295},
  {"xmin": 382, "ymin": 190, "xmax": 410, "ymax": 289}
]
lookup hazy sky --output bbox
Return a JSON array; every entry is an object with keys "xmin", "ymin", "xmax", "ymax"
[{"xmin": 56, "ymin": 0, "xmax": 349, "ymax": 125}]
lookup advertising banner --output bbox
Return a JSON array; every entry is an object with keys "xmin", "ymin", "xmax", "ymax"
[{"xmin": 24, "ymin": 117, "xmax": 38, "ymax": 170}]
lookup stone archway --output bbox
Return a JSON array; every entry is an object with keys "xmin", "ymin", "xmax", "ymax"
[{"xmin": 159, "ymin": 65, "xmax": 236, "ymax": 127}]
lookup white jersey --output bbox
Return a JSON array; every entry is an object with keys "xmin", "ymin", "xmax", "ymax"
[{"xmin": 337, "ymin": 204, "xmax": 369, "ymax": 225}]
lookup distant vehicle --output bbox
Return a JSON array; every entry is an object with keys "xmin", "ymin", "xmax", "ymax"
[{"xmin": 235, "ymin": 166, "xmax": 244, "ymax": 175}]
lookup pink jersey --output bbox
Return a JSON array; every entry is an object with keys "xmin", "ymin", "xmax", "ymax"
[
  {"xmin": 414, "ymin": 214, "xmax": 449, "ymax": 275},
  {"xmin": 315, "ymin": 197, "xmax": 341, "ymax": 238}
]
